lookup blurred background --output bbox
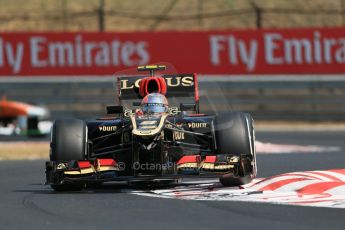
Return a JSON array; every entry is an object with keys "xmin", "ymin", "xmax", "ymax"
[
  {"xmin": 1, "ymin": 0, "xmax": 345, "ymax": 31},
  {"xmin": 1, "ymin": 0, "xmax": 345, "ymax": 137}
]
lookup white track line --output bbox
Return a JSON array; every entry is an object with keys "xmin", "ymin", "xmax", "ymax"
[
  {"xmin": 130, "ymin": 169, "xmax": 345, "ymax": 209},
  {"xmin": 256, "ymin": 141, "xmax": 341, "ymax": 154}
]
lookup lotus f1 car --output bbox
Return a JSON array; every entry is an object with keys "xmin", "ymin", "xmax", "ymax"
[{"xmin": 45, "ymin": 65, "xmax": 257, "ymax": 191}]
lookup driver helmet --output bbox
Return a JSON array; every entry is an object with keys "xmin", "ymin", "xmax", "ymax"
[{"xmin": 141, "ymin": 93, "xmax": 169, "ymax": 115}]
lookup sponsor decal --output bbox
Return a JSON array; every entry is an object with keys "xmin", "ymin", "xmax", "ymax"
[
  {"xmin": 124, "ymin": 109, "xmax": 134, "ymax": 117},
  {"xmin": 120, "ymin": 76, "xmax": 194, "ymax": 90},
  {"xmin": 3, "ymin": 28, "xmax": 345, "ymax": 75},
  {"xmin": 168, "ymin": 107, "xmax": 180, "ymax": 115},
  {"xmin": 165, "ymin": 76, "xmax": 194, "ymax": 87},
  {"xmin": 56, "ymin": 163, "xmax": 67, "ymax": 170},
  {"xmin": 165, "ymin": 122, "xmax": 185, "ymax": 140},
  {"xmin": 173, "ymin": 131, "xmax": 185, "ymax": 140},
  {"xmin": 188, "ymin": 122, "xmax": 208, "ymax": 129},
  {"xmin": 98, "ymin": 125, "xmax": 117, "ymax": 132},
  {"xmin": 131, "ymin": 113, "xmax": 167, "ymax": 136},
  {"xmin": 209, "ymin": 29, "xmax": 345, "ymax": 74},
  {"xmin": 0, "ymin": 34, "xmax": 149, "ymax": 75}
]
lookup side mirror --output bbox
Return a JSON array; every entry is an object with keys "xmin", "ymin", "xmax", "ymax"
[
  {"xmin": 180, "ymin": 103, "xmax": 196, "ymax": 112},
  {"xmin": 106, "ymin": 105, "xmax": 123, "ymax": 114}
]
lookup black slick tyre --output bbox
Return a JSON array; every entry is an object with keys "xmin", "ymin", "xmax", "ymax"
[
  {"xmin": 214, "ymin": 112, "xmax": 256, "ymax": 186},
  {"xmin": 50, "ymin": 119, "xmax": 87, "ymax": 191}
]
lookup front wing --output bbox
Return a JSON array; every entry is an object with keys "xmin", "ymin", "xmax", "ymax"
[{"xmin": 45, "ymin": 154, "xmax": 245, "ymax": 186}]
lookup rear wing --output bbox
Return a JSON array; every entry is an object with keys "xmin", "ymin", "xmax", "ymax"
[{"xmin": 116, "ymin": 73, "xmax": 199, "ymax": 110}]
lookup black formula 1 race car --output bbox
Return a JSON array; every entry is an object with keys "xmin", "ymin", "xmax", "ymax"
[{"xmin": 46, "ymin": 65, "xmax": 257, "ymax": 191}]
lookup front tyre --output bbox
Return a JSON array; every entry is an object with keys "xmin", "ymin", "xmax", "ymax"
[
  {"xmin": 50, "ymin": 119, "xmax": 87, "ymax": 161},
  {"xmin": 50, "ymin": 119, "xmax": 88, "ymax": 191},
  {"xmin": 243, "ymin": 113, "xmax": 257, "ymax": 178},
  {"xmin": 214, "ymin": 112, "xmax": 256, "ymax": 186}
]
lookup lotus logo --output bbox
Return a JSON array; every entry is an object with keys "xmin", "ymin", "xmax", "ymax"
[{"xmin": 120, "ymin": 76, "xmax": 194, "ymax": 90}]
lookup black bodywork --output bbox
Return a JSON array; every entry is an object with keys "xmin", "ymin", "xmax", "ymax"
[
  {"xmin": 46, "ymin": 66, "xmax": 256, "ymax": 188},
  {"xmin": 87, "ymin": 114, "xmax": 214, "ymax": 177}
]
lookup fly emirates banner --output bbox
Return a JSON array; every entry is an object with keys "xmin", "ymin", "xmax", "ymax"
[{"xmin": 1, "ymin": 28, "xmax": 345, "ymax": 76}]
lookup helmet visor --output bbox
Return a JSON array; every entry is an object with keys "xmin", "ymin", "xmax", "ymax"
[{"xmin": 142, "ymin": 103, "xmax": 167, "ymax": 114}]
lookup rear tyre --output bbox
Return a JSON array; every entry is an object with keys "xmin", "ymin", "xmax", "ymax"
[
  {"xmin": 50, "ymin": 119, "xmax": 87, "ymax": 191},
  {"xmin": 214, "ymin": 112, "xmax": 256, "ymax": 186}
]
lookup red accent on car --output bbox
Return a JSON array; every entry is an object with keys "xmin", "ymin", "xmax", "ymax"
[
  {"xmin": 204, "ymin": 156, "xmax": 217, "ymax": 163},
  {"xmin": 78, "ymin": 161, "xmax": 92, "ymax": 169},
  {"xmin": 146, "ymin": 78, "xmax": 161, "ymax": 95},
  {"xmin": 139, "ymin": 77, "xmax": 149, "ymax": 97},
  {"xmin": 157, "ymin": 77, "xmax": 167, "ymax": 95},
  {"xmin": 135, "ymin": 109, "xmax": 144, "ymax": 116},
  {"xmin": 96, "ymin": 159, "xmax": 117, "ymax": 166},
  {"xmin": 193, "ymin": 73, "xmax": 199, "ymax": 102},
  {"xmin": 139, "ymin": 77, "xmax": 167, "ymax": 97},
  {"xmin": 177, "ymin": 155, "xmax": 201, "ymax": 165}
]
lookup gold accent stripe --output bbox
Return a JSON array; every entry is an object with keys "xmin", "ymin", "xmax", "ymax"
[
  {"xmin": 64, "ymin": 166, "xmax": 95, "ymax": 175},
  {"xmin": 140, "ymin": 120, "xmax": 157, "ymax": 125},
  {"xmin": 177, "ymin": 162, "xmax": 198, "ymax": 169},
  {"xmin": 97, "ymin": 166, "xmax": 118, "ymax": 172},
  {"xmin": 201, "ymin": 162, "xmax": 215, "ymax": 170},
  {"xmin": 64, "ymin": 171, "xmax": 80, "ymax": 175},
  {"xmin": 214, "ymin": 165, "xmax": 234, "ymax": 170},
  {"xmin": 140, "ymin": 125, "xmax": 157, "ymax": 129},
  {"xmin": 80, "ymin": 168, "xmax": 95, "ymax": 174},
  {"xmin": 131, "ymin": 114, "xmax": 168, "ymax": 136}
]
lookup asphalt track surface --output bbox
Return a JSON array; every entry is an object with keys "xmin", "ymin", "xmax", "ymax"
[{"xmin": 1, "ymin": 131, "xmax": 345, "ymax": 230}]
